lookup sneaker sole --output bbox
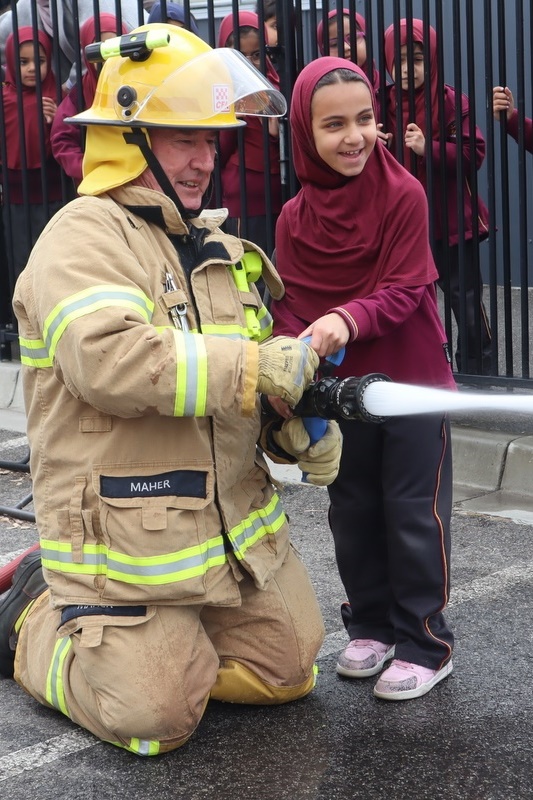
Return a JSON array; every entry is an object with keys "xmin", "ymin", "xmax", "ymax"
[
  {"xmin": 336, "ymin": 645, "xmax": 395, "ymax": 679},
  {"xmin": 373, "ymin": 659, "xmax": 454, "ymax": 701}
]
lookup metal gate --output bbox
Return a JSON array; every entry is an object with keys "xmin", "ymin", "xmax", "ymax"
[{"xmin": 0, "ymin": 0, "xmax": 531, "ymax": 385}]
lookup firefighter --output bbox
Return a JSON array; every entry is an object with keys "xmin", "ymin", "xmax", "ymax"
[{"xmin": 0, "ymin": 25, "xmax": 342, "ymax": 755}]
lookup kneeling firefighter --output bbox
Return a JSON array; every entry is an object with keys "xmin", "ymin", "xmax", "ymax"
[{"xmin": 1, "ymin": 24, "xmax": 342, "ymax": 755}]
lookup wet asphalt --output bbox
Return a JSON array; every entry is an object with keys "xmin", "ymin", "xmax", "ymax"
[{"xmin": 1, "ymin": 426, "xmax": 532, "ymax": 800}]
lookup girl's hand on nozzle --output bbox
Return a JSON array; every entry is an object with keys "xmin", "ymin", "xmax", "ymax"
[
  {"xmin": 493, "ymin": 86, "xmax": 514, "ymax": 121},
  {"xmin": 298, "ymin": 313, "xmax": 350, "ymax": 360}
]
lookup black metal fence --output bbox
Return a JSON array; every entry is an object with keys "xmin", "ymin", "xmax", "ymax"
[{"xmin": 0, "ymin": 0, "xmax": 532, "ymax": 386}]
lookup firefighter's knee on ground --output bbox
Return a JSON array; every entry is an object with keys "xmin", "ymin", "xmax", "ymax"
[
  {"xmin": 210, "ymin": 658, "xmax": 317, "ymax": 705},
  {"xmin": 100, "ymin": 690, "xmax": 210, "ymax": 756}
]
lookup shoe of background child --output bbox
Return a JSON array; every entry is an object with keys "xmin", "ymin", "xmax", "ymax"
[
  {"xmin": 0, "ymin": 548, "xmax": 46, "ymax": 678},
  {"xmin": 336, "ymin": 638, "xmax": 395, "ymax": 678},
  {"xmin": 373, "ymin": 658, "xmax": 454, "ymax": 700}
]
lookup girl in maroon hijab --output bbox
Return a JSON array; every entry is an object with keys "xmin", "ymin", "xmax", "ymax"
[
  {"xmin": 271, "ymin": 57, "xmax": 455, "ymax": 701},
  {"xmin": 50, "ymin": 14, "xmax": 126, "ymax": 189},
  {"xmin": 1, "ymin": 27, "xmax": 62, "ymax": 280},
  {"xmin": 316, "ymin": 8, "xmax": 379, "ymax": 91},
  {"xmin": 383, "ymin": 19, "xmax": 492, "ymax": 375},
  {"xmin": 216, "ymin": 10, "xmax": 282, "ymax": 261}
]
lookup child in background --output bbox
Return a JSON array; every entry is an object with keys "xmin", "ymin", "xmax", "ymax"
[
  {"xmin": 255, "ymin": 0, "xmax": 277, "ymax": 47},
  {"xmin": 147, "ymin": 1, "xmax": 200, "ymax": 34},
  {"xmin": 493, "ymin": 85, "xmax": 533, "ymax": 153},
  {"xmin": 50, "ymin": 14, "xmax": 125, "ymax": 190},
  {"xmin": 1, "ymin": 27, "xmax": 62, "ymax": 280},
  {"xmin": 217, "ymin": 11, "xmax": 282, "ymax": 261},
  {"xmin": 270, "ymin": 57, "xmax": 455, "ymax": 701},
  {"xmin": 316, "ymin": 8, "xmax": 379, "ymax": 91},
  {"xmin": 383, "ymin": 19, "xmax": 492, "ymax": 375}
]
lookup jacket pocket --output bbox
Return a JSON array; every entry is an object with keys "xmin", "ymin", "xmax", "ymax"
[{"xmin": 92, "ymin": 461, "xmax": 221, "ymax": 602}]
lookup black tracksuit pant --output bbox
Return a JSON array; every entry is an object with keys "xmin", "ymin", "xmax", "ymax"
[
  {"xmin": 328, "ymin": 414, "xmax": 454, "ymax": 670},
  {"xmin": 434, "ymin": 239, "xmax": 492, "ymax": 375}
]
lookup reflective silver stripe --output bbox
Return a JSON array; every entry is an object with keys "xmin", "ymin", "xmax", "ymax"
[
  {"xmin": 256, "ymin": 306, "xmax": 273, "ymax": 341},
  {"xmin": 46, "ymin": 636, "xmax": 72, "ymax": 716},
  {"xmin": 228, "ymin": 494, "xmax": 286, "ymax": 559},
  {"xmin": 43, "ymin": 286, "xmax": 154, "ymax": 359},
  {"xmin": 19, "ymin": 337, "xmax": 53, "ymax": 367},
  {"xmin": 40, "ymin": 536, "xmax": 227, "ymax": 585}
]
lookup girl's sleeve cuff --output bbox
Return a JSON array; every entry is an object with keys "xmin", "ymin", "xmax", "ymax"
[{"xmin": 329, "ymin": 307, "xmax": 358, "ymax": 341}]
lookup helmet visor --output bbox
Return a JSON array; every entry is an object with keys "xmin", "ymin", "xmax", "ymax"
[{"xmin": 113, "ymin": 48, "xmax": 286, "ymax": 127}]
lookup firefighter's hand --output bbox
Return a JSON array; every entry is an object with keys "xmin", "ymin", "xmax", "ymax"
[
  {"xmin": 257, "ymin": 336, "xmax": 319, "ymax": 406},
  {"xmin": 273, "ymin": 417, "xmax": 343, "ymax": 486}
]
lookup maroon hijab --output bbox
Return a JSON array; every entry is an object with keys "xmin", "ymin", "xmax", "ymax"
[
  {"xmin": 79, "ymin": 14, "xmax": 126, "ymax": 110},
  {"xmin": 3, "ymin": 27, "xmax": 57, "ymax": 169},
  {"xmin": 316, "ymin": 9, "xmax": 379, "ymax": 91},
  {"xmin": 383, "ymin": 18, "xmax": 440, "ymax": 166},
  {"xmin": 217, "ymin": 10, "xmax": 281, "ymax": 173},
  {"xmin": 217, "ymin": 10, "xmax": 280, "ymax": 88},
  {"xmin": 274, "ymin": 58, "xmax": 436, "ymax": 323}
]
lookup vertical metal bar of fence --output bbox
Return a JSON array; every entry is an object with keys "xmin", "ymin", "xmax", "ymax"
[
  {"xmin": 495, "ymin": 0, "xmax": 514, "ymax": 376},
  {"xmin": 368, "ymin": 0, "xmax": 388, "ymax": 132},
  {"xmin": 451, "ymin": 0, "xmax": 470, "ymax": 375},
  {"xmin": 421, "ymin": 2, "xmax": 435, "ymax": 247},
  {"xmin": 483, "ymin": 0, "xmax": 500, "ymax": 380},
  {"xmin": 274, "ymin": 0, "xmax": 290, "ymax": 208},
  {"xmin": 514, "ymin": 0, "xmax": 530, "ymax": 377},
  {"xmin": 391, "ymin": 0, "xmax": 403, "ymax": 166},
  {"xmin": 257, "ymin": 7, "xmax": 275, "ymax": 258},
  {"xmin": 404, "ymin": 0, "xmax": 419, "ymax": 178},
  {"xmin": 464, "ymin": 0, "xmax": 486, "ymax": 374},
  {"xmin": 307, "ymin": 0, "xmax": 319, "ymax": 61},
  {"xmin": 278, "ymin": 0, "xmax": 298, "ymax": 200},
  {"xmin": 434, "ymin": 0, "xmax": 453, "ymax": 361}
]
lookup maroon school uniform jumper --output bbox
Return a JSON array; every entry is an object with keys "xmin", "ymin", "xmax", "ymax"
[
  {"xmin": 271, "ymin": 58, "xmax": 455, "ymax": 671},
  {"xmin": 384, "ymin": 19, "xmax": 492, "ymax": 374}
]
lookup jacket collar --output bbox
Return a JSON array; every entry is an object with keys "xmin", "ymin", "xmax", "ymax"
[{"xmin": 108, "ymin": 185, "xmax": 228, "ymax": 236}]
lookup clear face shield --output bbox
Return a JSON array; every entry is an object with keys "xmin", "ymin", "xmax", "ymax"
[{"xmin": 112, "ymin": 48, "xmax": 286, "ymax": 127}]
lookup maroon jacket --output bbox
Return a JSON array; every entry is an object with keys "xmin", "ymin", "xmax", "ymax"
[
  {"xmin": 505, "ymin": 109, "xmax": 533, "ymax": 154},
  {"xmin": 385, "ymin": 84, "xmax": 490, "ymax": 246},
  {"xmin": 50, "ymin": 87, "xmax": 84, "ymax": 187},
  {"xmin": 217, "ymin": 119, "xmax": 283, "ymax": 218},
  {"xmin": 273, "ymin": 278, "xmax": 455, "ymax": 390}
]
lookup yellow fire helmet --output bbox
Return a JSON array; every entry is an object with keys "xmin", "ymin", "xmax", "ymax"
[
  {"xmin": 70, "ymin": 24, "xmax": 286, "ymax": 128},
  {"xmin": 68, "ymin": 24, "xmax": 287, "ymax": 196}
]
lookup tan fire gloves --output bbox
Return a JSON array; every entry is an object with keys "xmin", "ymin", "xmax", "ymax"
[
  {"xmin": 269, "ymin": 417, "xmax": 342, "ymax": 487},
  {"xmin": 257, "ymin": 336, "xmax": 342, "ymax": 486},
  {"xmin": 257, "ymin": 336, "xmax": 319, "ymax": 406}
]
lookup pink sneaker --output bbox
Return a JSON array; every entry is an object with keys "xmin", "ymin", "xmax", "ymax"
[
  {"xmin": 336, "ymin": 639, "xmax": 395, "ymax": 678},
  {"xmin": 373, "ymin": 658, "xmax": 453, "ymax": 701}
]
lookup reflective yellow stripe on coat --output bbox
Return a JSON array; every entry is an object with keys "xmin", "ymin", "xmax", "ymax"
[
  {"xmin": 40, "ymin": 494, "xmax": 286, "ymax": 583},
  {"xmin": 19, "ymin": 286, "xmax": 211, "ymax": 418}
]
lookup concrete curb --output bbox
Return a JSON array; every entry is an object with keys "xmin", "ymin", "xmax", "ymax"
[{"xmin": 2, "ymin": 359, "xmax": 533, "ymax": 518}]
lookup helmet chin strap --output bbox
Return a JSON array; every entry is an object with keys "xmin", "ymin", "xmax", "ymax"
[{"xmin": 123, "ymin": 129, "xmax": 212, "ymax": 220}]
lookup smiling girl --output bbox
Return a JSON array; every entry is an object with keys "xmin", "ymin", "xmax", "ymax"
[{"xmin": 271, "ymin": 58, "xmax": 456, "ymax": 702}]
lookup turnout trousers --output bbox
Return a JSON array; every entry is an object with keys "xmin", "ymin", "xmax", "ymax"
[
  {"xmin": 328, "ymin": 414, "xmax": 454, "ymax": 670},
  {"xmin": 14, "ymin": 547, "xmax": 324, "ymax": 756}
]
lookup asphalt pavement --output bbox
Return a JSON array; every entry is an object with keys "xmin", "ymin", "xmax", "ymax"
[{"xmin": 1, "ymin": 415, "xmax": 533, "ymax": 799}]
